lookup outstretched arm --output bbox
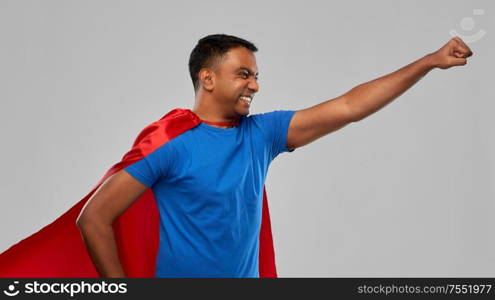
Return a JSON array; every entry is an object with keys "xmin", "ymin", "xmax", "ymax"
[{"xmin": 286, "ymin": 37, "xmax": 473, "ymax": 150}]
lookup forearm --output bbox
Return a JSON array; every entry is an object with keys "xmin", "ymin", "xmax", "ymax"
[
  {"xmin": 77, "ymin": 221, "xmax": 126, "ymax": 278},
  {"xmin": 346, "ymin": 54, "xmax": 435, "ymax": 122}
]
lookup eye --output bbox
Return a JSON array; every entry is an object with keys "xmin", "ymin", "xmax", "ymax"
[{"xmin": 240, "ymin": 72, "xmax": 249, "ymax": 79}]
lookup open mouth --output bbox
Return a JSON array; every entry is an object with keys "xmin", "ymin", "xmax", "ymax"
[{"xmin": 239, "ymin": 95, "xmax": 252, "ymax": 106}]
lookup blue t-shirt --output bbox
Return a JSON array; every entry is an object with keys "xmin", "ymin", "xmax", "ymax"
[{"xmin": 124, "ymin": 110, "xmax": 296, "ymax": 277}]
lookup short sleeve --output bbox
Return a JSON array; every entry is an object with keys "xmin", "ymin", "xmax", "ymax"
[
  {"xmin": 124, "ymin": 143, "xmax": 176, "ymax": 188},
  {"xmin": 251, "ymin": 110, "xmax": 296, "ymax": 160}
]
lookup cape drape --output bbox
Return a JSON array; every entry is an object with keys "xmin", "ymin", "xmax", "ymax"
[{"xmin": 0, "ymin": 108, "xmax": 277, "ymax": 278}]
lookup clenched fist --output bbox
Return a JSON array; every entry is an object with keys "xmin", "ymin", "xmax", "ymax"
[{"xmin": 428, "ymin": 37, "xmax": 473, "ymax": 69}]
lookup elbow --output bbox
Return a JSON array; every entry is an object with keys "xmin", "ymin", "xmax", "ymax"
[
  {"xmin": 76, "ymin": 205, "xmax": 91, "ymax": 227},
  {"xmin": 347, "ymin": 103, "xmax": 367, "ymax": 123},
  {"xmin": 351, "ymin": 112, "xmax": 364, "ymax": 123},
  {"xmin": 76, "ymin": 212, "xmax": 89, "ymax": 228},
  {"xmin": 343, "ymin": 96, "xmax": 362, "ymax": 123},
  {"xmin": 76, "ymin": 209, "xmax": 113, "ymax": 230},
  {"xmin": 76, "ymin": 210, "xmax": 99, "ymax": 229}
]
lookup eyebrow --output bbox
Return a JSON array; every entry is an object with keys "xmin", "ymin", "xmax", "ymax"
[{"xmin": 237, "ymin": 67, "xmax": 259, "ymax": 77}]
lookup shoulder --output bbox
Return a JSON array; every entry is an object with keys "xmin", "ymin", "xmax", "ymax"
[
  {"xmin": 248, "ymin": 110, "xmax": 296, "ymax": 122},
  {"xmin": 246, "ymin": 110, "xmax": 296, "ymax": 131}
]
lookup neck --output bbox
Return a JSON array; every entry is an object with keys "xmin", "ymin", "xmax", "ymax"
[{"xmin": 192, "ymin": 95, "xmax": 241, "ymax": 129}]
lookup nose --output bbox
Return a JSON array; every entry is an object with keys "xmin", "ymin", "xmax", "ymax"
[{"xmin": 248, "ymin": 77, "xmax": 259, "ymax": 93}]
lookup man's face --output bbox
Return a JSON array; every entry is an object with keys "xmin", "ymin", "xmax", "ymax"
[{"xmin": 211, "ymin": 47, "xmax": 259, "ymax": 117}]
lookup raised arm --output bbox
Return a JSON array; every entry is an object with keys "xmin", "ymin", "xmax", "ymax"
[
  {"xmin": 286, "ymin": 37, "xmax": 473, "ymax": 150},
  {"xmin": 76, "ymin": 169, "xmax": 149, "ymax": 277}
]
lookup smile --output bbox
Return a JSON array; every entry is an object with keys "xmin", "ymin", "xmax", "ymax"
[{"xmin": 239, "ymin": 96, "xmax": 252, "ymax": 105}]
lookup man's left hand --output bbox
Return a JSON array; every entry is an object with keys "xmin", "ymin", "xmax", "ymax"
[{"xmin": 428, "ymin": 37, "xmax": 474, "ymax": 69}]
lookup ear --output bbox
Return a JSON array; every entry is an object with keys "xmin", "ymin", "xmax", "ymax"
[{"xmin": 199, "ymin": 68, "xmax": 215, "ymax": 92}]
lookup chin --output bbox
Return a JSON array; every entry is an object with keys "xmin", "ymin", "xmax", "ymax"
[{"xmin": 234, "ymin": 108, "xmax": 250, "ymax": 117}]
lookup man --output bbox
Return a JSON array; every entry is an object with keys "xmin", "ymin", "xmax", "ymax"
[{"xmin": 76, "ymin": 33, "xmax": 472, "ymax": 278}]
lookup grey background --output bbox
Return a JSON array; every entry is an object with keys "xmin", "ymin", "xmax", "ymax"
[{"xmin": 1, "ymin": 0, "xmax": 493, "ymax": 277}]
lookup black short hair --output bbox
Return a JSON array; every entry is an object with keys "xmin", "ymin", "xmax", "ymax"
[{"xmin": 188, "ymin": 34, "xmax": 258, "ymax": 92}]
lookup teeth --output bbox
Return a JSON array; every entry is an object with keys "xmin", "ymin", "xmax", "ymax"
[{"xmin": 240, "ymin": 96, "xmax": 252, "ymax": 104}]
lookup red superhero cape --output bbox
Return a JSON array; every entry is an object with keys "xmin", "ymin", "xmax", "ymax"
[{"xmin": 0, "ymin": 108, "xmax": 277, "ymax": 278}]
